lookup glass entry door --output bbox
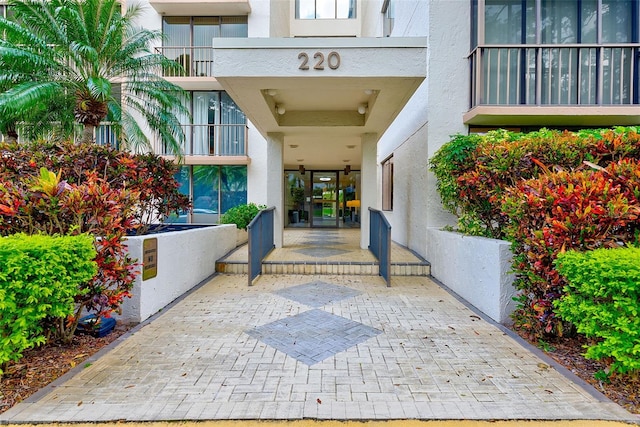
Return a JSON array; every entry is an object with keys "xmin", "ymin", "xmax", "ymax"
[{"xmin": 311, "ymin": 171, "xmax": 339, "ymax": 227}]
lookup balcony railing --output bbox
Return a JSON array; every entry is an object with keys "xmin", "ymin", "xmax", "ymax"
[
  {"xmin": 159, "ymin": 123, "xmax": 248, "ymax": 157},
  {"xmin": 469, "ymin": 44, "xmax": 640, "ymax": 107},
  {"xmin": 155, "ymin": 46, "xmax": 214, "ymax": 77}
]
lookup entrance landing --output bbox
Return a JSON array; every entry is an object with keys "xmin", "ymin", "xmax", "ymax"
[{"xmin": 216, "ymin": 229, "xmax": 430, "ymax": 277}]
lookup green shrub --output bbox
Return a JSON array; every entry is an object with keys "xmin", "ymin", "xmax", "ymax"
[
  {"xmin": 219, "ymin": 203, "xmax": 266, "ymax": 230},
  {"xmin": 554, "ymin": 247, "xmax": 640, "ymax": 375},
  {"xmin": 0, "ymin": 234, "xmax": 97, "ymax": 375},
  {"xmin": 501, "ymin": 159, "xmax": 640, "ymax": 337},
  {"xmin": 0, "ymin": 141, "xmax": 190, "ymax": 342},
  {"xmin": 430, "ymin": 127, "xmax": 640, "ymax": 239}
]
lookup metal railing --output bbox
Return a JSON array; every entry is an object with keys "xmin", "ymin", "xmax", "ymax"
[
  {"xmin": 155, "ymin": 46, "xmax": 214, "ymax": 77},
  {"xmin": 247, "ymin": 206, "xmax": 275, "ymax": 286},
  {"xmin": 469, "ymin": 43, "xmax": 640, "ymax": 107},
  {"xmin": 369, "ymin": 207, "xmax": 391, "ymax": 287},
  {"xmin": 1, "ymin": 122, "xmax": 118, "ymax": 147},
  {"xmin": 94, "ymin": 122, "xmax": 119, "ymax": 149},
  {"xmin": 158, "ymin": 124, "xmax": 248, "ymax": 156}
]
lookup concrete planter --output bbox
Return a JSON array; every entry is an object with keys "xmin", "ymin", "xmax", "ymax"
[
  {"xmin": 236, "ymin": 228, "xmax": 248, "ymax": 246},
  {"xmin": 117, "ymin": 224, "xmax": 237, "ymax": 324},
  {"xmin": 426, "ymin": 228, "xmax": 517, "ymax": 324}
]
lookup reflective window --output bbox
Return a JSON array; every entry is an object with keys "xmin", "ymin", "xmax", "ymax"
[
  {"xmin": 170, "ymin": 91, "xmax": 246, "ymax": 156},
  {"xmin": 162, "ymin": 16, "xmax": 247, "ymax": 77},
  {"xmin": 475, "ymin": 0, "xmax": 638, "ymax": 106},
  {"xmin": 296, "ymin": 0, "xmax": 356, "ymax": 19},
  {"xmin": 166, "ymin": 165, "xmax": 247, "ymax": 224},
  {"xmin": 220, "ymin": 166, "xmax": 247, "ymax": 213}
]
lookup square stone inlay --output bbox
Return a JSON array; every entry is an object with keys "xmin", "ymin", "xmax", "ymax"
[
  {"xmin": 274, "ymin": 281, "xmax": 361, "ymax": 308},
  {"xmin": 245, "ymin": 309, "xmax": 381, "ymax": 365},
  {"xmin": 292, "ymin": 247, "xmax": 349, "ymax": 258}
]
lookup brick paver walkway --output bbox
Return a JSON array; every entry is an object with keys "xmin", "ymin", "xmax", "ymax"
[{"xmin": 1, "ymin": 274, "xmax": 636, "ymax": 423}]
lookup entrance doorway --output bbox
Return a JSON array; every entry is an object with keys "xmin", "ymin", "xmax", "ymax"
[{"xmin": 284, "ymin": 169, "xmax": 360, "ymax": 228}]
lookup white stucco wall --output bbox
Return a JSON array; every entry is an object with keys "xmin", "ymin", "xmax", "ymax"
[
  {"xmin": 249, "ymin": 0, "xmax": 271, "ymax": 37},
  {"xmin": 375, "ymin": 0, "xmax": 469, "ymax": 259},
  {"xmin": 117, "ymin": 224, "xmax": 236, "ymax": 324},
  {"xmin": 424, "ymin": 0, "xmax": 470, "ymax": 231},
  {"xmin": 426, "ymin": 229, "xmax": 518, "ymax": 324}
]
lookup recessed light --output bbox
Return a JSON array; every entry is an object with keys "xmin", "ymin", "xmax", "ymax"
[
  {"xmin": 290, "ymin": 144, "xmax": 298, "ymax": 148},
  {"xmin": 320, "ymin": 177, "xmax": 331, "ymax": 182},
  {"xmin": 346, "ymin": 145, "xmax": 356, "ymax": 149},
  {"xmin": 296, "ymin": 159, "xmax": 304, "ymax": 162},
  {"xmin": 343, "ymin": 159, "xmax": 350, "ymax": 162},
  {"xmin": 267, "ymin": 89, "xmax": 277, "ymax": 96},
  {"xmin": 364, "ymin": 89, "xmax": 373, "ymax": 95}
]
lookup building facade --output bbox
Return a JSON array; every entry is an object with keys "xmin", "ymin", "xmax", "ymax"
[
  {"xmin": 3, "ymin": 0, "xmax": 639, "ymax": 261},
  {"xmin": 114, "ymin": 0, "xmax": 640, "ymax": 255}
]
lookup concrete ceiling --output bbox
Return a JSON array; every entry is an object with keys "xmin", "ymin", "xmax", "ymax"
[
  {"xmin": 212, "ymin": 38, "xmax": 427, "ymax": 170},
  {"xmin": 148, "ymin": 0, "xmax": 251, "ymax": 16}
]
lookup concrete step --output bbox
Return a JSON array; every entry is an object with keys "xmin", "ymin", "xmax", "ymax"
[{"xmin": 216, "ymin": 260, "xmax": 430, "ymax": 276}]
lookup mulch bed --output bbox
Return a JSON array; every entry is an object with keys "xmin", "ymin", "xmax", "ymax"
[
  {"xmin": 1, "ymin": 325, "xmax": 638, "ymax": 415},
  {"xmin": 0, "ymin": 324, "xmax": 130, "ymax": 414},
  {"xmin": 515, "ymin": 331, "xmax": 640, "ymax": 414}
]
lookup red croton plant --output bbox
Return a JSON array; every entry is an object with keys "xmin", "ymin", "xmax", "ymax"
[
  {"xmin": 0, "ymin": 141, "xmax": 190, "ymax": 343},
  {"xmin": 501, "ymin": 159, "xmax": 640, "ymax": 339}
]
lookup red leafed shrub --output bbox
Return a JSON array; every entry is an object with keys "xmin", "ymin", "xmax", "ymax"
[
  {"xmin": 0, "ymin": 167, "xmax": 139, "ymax": 343},
  {"xmin": 0, "ymin": 141, "xmax": 190, "ymax": 343},
  {"xmin": 501, "ymin": 159, "xmax": 640, "ymax": 338},
  {"xmin": 431, "ymin": 127, "xmax": 640, "ymax": 239},
  {"xmin": 0, "ymin": 140, "xmax": 189, "ymax": 233}
]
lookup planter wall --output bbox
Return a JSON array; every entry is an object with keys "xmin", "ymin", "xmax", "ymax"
[
  {"xmin": 117, "ymin": 224, "xmax": 237, "ymax": 324},
  {"xmin": 426, "ymin": 228, "xmax": 517, "ymax": 324}
]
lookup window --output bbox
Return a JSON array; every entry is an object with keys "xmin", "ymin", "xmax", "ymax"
[
  {"xmin": 473, "ymin": 0, "xmax": 639, "ymax": 106},
  {"xmin": 382, "ymin": 156, "xmax": 393, "ymax": 211},
  {"xmin": 296, "ymin": 0, "xmax": 356, "ymax": 19},
  {"xmin": 161, "ymin": 16, "xmax": 247, "ymax": 76},
  {"xmin": 171, "ymin": 91, "xmax": 246, "ymax": 156},
  {"xmin": 169, "ymin": 165, "xmax": 247, "ymax": 224}
]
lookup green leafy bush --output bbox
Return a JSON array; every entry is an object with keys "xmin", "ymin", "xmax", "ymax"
[
  {"xmin": 0, "ymin": 234, "xmax": 97, "ymax": 375},
  {"xmin": 430, "ymin": 127, "xmax": 640, "ymax": 239},
  {"xmin": 501, "ymin": 159, "xmax": 640, "ymax": 338},
  {"xmin": 554, "ymin": 247, "xmax": 640, "ymax": 375},
  {"xmin": 0, "ymin": 141, "xmax": 190, "ymax": 342},
  {"xmin": 0, "ymin": 140, "xmax": 190, "ymax": 234},
  {"xmin": 219, "ymin": 203, "xmax": 266, "ymax": 230}
]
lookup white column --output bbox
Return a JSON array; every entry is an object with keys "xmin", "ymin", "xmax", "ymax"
[
  {"xmin": 265, "ymin": 132, "xmax": 284, "ymax": 248},
  {"xmin": 360, "ymin": 133, "xmax": 378, "ymax": 249}
]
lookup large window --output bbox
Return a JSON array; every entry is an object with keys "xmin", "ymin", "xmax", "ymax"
[
  {"xmin": 171, "ymin": 91, "xmax": 246, "ymax": 156},
  {"xmin": 472, "ymin": 0, "xmax": 639, "ymax": 106},
  {"xmin": 161, "ymin": 16, "xmax": 247, "ymax": 76},
  {"xmin": 382, "ymin": 156, "xmax": 393, "ymax": 211},
  {"xmin": 296, "ymin": 0, "xmax": 356, "ymax": 19},
  {"xmin": 170, "ymin": 165, "xmax": 247, "ymax": 224}
]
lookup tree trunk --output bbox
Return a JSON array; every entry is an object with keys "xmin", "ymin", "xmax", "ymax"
[
  {"xmin": 79, "ymin": 124, "xmax": 96, "ymax": 145},
  {"xmin": 4, "ymin": 125, "xmax": 18, "ymax": 143}
]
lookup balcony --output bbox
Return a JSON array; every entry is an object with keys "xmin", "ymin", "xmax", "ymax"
[
  {"xmin": 465, "ymin": 44, "xmax": 640, "ymax": 127},
  {"xmin": 157, "ymin": 124, "xmax": 249, "ymax": 163},
  {"xmin": 156, "ymin": 46, "xmax": 214, "ymax": 78},
  {"xmin": 149, "ymin": 0, "xmax": 250, "ymax": 16}
]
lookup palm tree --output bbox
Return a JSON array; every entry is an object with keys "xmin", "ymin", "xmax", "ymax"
[{"xmin": 0, "ymin": 0, "xmax": 189, "ymax": 154}]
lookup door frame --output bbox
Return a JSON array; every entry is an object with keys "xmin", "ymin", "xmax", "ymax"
[{"xmin": 310, "ymin": 170, "xmax": 340, "ymax": 228}]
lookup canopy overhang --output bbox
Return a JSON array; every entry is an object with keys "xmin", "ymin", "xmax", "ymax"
[{"xmin": 212, "ymin": 37, "xmax": 427, "ymax": 169}]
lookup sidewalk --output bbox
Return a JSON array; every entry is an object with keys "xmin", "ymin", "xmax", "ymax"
[{"xmin": 1, "ymin": 273, "xmax": 637, "ymax": 423}]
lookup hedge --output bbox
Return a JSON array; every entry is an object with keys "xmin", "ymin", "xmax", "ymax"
[
  {"xmin": 555, "ymin": 247, "xmax": 640, "ymax": 375},
  {"xmin": 0, "ymin": 234, "xmax": 97, "ymax": 375}
]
